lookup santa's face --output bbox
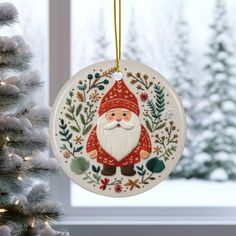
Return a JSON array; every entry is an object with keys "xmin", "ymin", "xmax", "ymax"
[
  {"xmin": 96, "ymin": 108, "xmax": 141, "ymax": 161},
  {"xmin": 106, "ymin": 108, "xmax": 132, "ymax": 124}
]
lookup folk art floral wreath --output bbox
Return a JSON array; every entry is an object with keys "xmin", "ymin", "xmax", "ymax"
[{"xmin": 56, "ymin": 67, "xmax": 180, "ymax": 194}]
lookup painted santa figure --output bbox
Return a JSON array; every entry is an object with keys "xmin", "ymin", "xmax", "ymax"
[{"xmin": 86, "ymin": 79, "xmax": 152, "ymax": 176}]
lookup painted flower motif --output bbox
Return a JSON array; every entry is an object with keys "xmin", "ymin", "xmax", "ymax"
[
  {"xmin": 63, "ymin": 150, "xmax": 70, "ymax": 159},
  {"xmin": 140, "ymin": 92, "xmax": 148, "ymax": 102},
  {"xmin": 114, "ymin": 183, "xmax": 122, "ymax": 193},
  {"xmin": 153, "ymin": 146, "xmax": 162, "ymax": 155},
  {"xmin": 74, "ymin": 136, "xmax": 83, "ymax": 145},
  {"xmin": 124, "ymin": 179, "xmax": 140, "ymax": 191},
  {"xmin": 89, "ymin": 90, "xmax": 101, "ymax": 103},
  {"xmin": 99, "ymin": 178, "xmax": 110, "ymax": 190}
]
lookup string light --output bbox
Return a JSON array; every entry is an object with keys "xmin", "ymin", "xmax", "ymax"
[
  {"xmin": 0, "ymin": 81, "xmax": 6, "ymax": 86},
  {"xmin": 17, "ymin": 176, "xmax": 23, "ymax": 181},
  {"xmin": 0, "ymin": 209, "xmax": 7, "ymax": 213},
  {"xmin": 8, "ymin": 153, "xmax": 13, "ymax": 158},
  {"xmin": 15, "ymin": 199, "xmax": 19, "ymax": 205},
  {"xmin": 24, "ymin": 156, "xmax": 32, "ymax": 161},
  {"xmin": 6, "ymin": 136, "xmax": 10, "ymax": 142},
  {"xmin": 31, "ymin": 220, "xmax": 35, "ymax": 228}
]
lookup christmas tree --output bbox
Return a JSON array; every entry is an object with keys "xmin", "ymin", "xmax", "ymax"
[
  {"xmin": 168, "ymin": 15, "xmax": 198, "ymax": 179},
  {"xmin": 0, "ymin": 3, "xmax": 68, "ymax": 235},
  {"xmin": 123, "ymin": 7, "xmax": 142, "ymax": 62},
  {"xmin": 194, "ymin": 0, "xmax": 236, "ymax": 181}
]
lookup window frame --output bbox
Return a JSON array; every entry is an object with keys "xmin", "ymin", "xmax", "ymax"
[{"xmin": 49, "ymin": 0, "xmax": 236, "ymax": 225}]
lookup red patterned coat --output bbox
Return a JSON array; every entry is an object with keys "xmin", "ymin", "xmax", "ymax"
[{"xmin": 86, "ymin": 125, "xmax": 152, "ymax": 167}]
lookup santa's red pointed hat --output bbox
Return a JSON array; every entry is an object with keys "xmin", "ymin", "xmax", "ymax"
[{"xmin": 98, "ymin": 79, "xmax": 140, "ymax": 116}]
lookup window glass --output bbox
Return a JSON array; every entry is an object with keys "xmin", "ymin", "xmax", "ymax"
[
  {"xmin": 0, "ymin": 0, "xmax": 49, "ymax": 105},
  {"xmin": 71, "ymin": 0, "xmax": 236, "ymax": 207}
]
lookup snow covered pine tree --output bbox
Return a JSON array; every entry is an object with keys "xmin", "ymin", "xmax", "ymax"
[
  {"xmin": 169, "ymin": 15, "xmax": 198, "ymax": 179},
  {"xmin": 0, "ymin": 3, "xmax": 68, "ymax": 235},
  {"xmin": 92, "ymin": 9, "xmax": 110, "ymax": 62},
  {"xmin": 123, "ymin": 7, "xmax": 143, "ymax": 62},
  {"xmin": 194, "ymin": 0, "xmax": 236, "ymax": 181}
]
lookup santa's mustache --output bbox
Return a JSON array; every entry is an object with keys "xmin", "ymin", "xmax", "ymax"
[{"xmin": 103, "ymin": 120, "xmax": 135, "ymax": 130}]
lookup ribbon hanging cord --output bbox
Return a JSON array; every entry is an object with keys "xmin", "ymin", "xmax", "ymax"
[{"xmin": 114, "ymin": 0, "xmax": 121, "ymax": 71}]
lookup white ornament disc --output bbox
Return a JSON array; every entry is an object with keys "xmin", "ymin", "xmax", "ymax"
[{"xmin": 50, "ymin": 60, "xmax": 186, "ymax": 197}]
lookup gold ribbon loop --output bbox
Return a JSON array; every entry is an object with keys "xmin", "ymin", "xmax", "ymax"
[{"xmin": 114, "ymin": 0, "xmax": 121, "ymax": 71}]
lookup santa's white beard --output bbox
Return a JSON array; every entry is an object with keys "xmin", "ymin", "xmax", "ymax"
[{"xmin": 96, "ymin": 113, "xmax": 141, "ymax": 161}]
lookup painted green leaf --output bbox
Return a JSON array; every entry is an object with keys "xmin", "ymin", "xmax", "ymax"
[
  {"xmin": 71, "ymin": 105, "xmax": 75, "ymax": 113},
  {"xmin": 136, "ymin": 165, "xmax": 143, "ymax": 171},
  {"xmin": 146, "ymin": 157, "xmax": 165, "ymax": 173},
  {"xmin": 93, "ymin": 173, "xmax": 97, "ymax": 179},
  {"xmin": 70, "ymin": 125, "xmax": 80, "ymax": 133},
  {"xmin": 65, "ymin": 113, "xmax": 74, "ymax": 121},
  {"xmin": 77, "ymin": 84, "xmax": 87, "ymax": 91},
  {"xmin": 74, "ymin": 146, "xmax": 83, "ymax": 153},
  {"xmin": 67, "ymin": 133, "xmax": 72, "ymax": 140},
  {"xmin": 156, "ymin": 122, "xmax": 166, "ymax": 130},
  {"xmin": 66, "ymin": 98, "xmax": 72, "ymax": 105},
  {"xmin": 80, "ymin": 114, "xmax": 86, "ymax": 125},
  {"xmin": 83, "ymin": 124, "xmax": 92, "ymax": 135},
  {"xmin": 145, "ymin": 120, "xmax": 153, "ymax": 133},
  {"xmin": 92, "ymin": 165, "xmax": 98, "ymax": 173},
  {"xmin": 70, "ymin": 157, "xmax": 90, "ymax": 175},
  {"xmin": 76, "ymin": 104, "xmax": 82, "ymax": 116}
]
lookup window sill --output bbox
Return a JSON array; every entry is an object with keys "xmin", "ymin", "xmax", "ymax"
[{"xmin": 57, "ymin": 206, "xmax": 236, "ymax": 225}]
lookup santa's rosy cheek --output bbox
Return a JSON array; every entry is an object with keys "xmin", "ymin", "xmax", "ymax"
[
  {"xmin": 123, "ymin": 116, "xmax": 131, "ymax": 121},
  {"xmin": 107, "ymin": 116, "xmax": 114, "ymax": 122}
]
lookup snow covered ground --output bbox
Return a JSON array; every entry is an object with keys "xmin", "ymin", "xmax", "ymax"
[{"xmin": 71, "ymin": 179, "xmax": 236, "ymax": 207}]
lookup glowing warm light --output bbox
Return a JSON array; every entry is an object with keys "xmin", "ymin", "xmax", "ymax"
[
  {"xmin": 6, "ymin": 136, "xmax": 10, "ymax": 142},
  {"xmin": 0, "ymin": 209, "xmax": 7, "ymax": 213},
  {"xmin": 31, "ymin": 221, "xmax": 35, "ymax": 228},
  {"xmin": 24, "ymin": 156, "xmax": 32, "ymax": 161},
  {"xmin": 8, "ymin": 153, "xmax": 13, "ymax": 158},
  {"xmin": 0, "ymin": 81, "xmax": 6, "ymax": 85},
  {"xmin": 15, "ymin": 199, "xmax": 19, "ymax": 205},
  {"xmin": 17, "ymin": 176, "xmax": 23, "ymax": 181}
]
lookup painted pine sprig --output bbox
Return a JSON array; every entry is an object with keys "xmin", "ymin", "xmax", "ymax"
[
  {"xmin": 80, "ymin": 102, "xmax": 96, "ymax": 135},
  {"xmin": 59, "ymin": 119, "xmax": 72, "ymax": 148},
  {"xmin": 65, "ymin": 95, "xmax": 81, "ymax": 132},
  {"xmin": 144, "ymin": 85, "xmax": 166, "ymax": 132},
  {"xmin": 154, "ymin": 84, "xmax": 165, "ymax": 114}
]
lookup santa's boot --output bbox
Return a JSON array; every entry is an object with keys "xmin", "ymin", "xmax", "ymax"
[
  {"xmin": 101, "ymin": 164, "xmax": 116, "ymax": 176},
  {"xmin": 121, "ymin": 164, "xmax": 136, "ymax": 176}
]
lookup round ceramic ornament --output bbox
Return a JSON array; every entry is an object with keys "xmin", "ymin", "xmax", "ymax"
[{"xmin": 50, "ymin": 60, "xmax": 186, "ymax": 197}]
